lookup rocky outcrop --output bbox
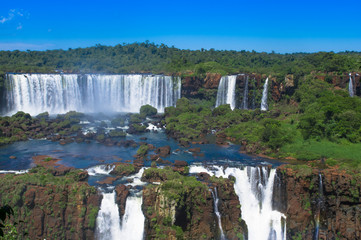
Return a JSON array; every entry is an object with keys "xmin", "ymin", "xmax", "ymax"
[
  {"xmin": 0, "ymin": 168, "xmax": 101, "ymax": 240},
  {"xmin": 155, "ymin": 145, "xmax": 171, "ymax": 157},
  {"xmin": 115, "ymin": 184, "xmax": 131, "ymax": 217},
  {"xmin": 141, "ymin": 168, "xmax": 247, "ymax": 239},
  {"xmin": 181, "ymin": 76, "xmax": 204, "ymax": 98},
  {"xmin": 276, "ymin": 165, "xmax": 361, "ymax": 240},
  {"xmin": 209, "ymin": 177, "xmax": 248, "ymax": 240},
  {"xmin": 203, "ymin": 73, "xmax": 222, "ymax": 89}
]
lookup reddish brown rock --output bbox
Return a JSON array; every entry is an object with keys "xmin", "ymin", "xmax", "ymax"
[
  {"xmin": 155, "ymin": 146, "xmax": 171, "ymax": 157},
  {"xmin": 115, "ymin": 184, "xmax": 130, "ymax": 216},
  {"xmin": 203, "ymin": 73, "xmax": 222, "ymax": 89},
  {"xmin": 277, "ymin": 165, "xmax": 361, "ymax": 240},
  {"xmin": 188, "ymin": 147, "xmax": 201, "ymax": 153}
]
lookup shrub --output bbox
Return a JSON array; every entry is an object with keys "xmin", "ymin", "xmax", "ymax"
[{"xmin": 140, "ymin": 104, "xmax": 157, "ymax": 117}]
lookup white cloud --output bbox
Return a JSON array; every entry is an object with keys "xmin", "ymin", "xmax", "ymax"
[
  {"xmin": 16, "ymin": 23, "xmax": 23, "ymax": 30},
  {"xmin": 0, "ymin": 9, "xmax": 25, "ymax": 24}
]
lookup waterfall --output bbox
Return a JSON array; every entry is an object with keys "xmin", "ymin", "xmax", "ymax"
[
  {"xmin": 261, "ymin": 78, "xmax": 269, "ymax": 111},
  {"xmin": 215, "ymin": 75, "xmax": 237, "ymax": 110},
  {"xmin": 313, "ymin": 173, "xmax": 324, "ymax": 240},
  {"xmin": 225, "ymin": 167, "xmax": 286, "ymax": 240},
  {"xmin": 190, "ymin": 164, "xmax": 287, "ymax": 240},
  {"xmin": 5, "ymin": 74, "xmax": 181, "ymax": 115},
  {"xmin": 95, "ymin": 191, "xmax": 122, "ymax": 240},
  {"xmin": 118, "ymin": 168, "xmax": 146, "ymax": 239},
  {"xmin": 87, "ymin": 165, "xmax": 115, "ymax": 176},
  {"xmin": 211, "ymin": 187, "xmax": 226, "ymax": 240},
  {"xmin": 348, "ymin": 73, "xmax": 354, "ymax": 97},
  {"xmin": 242, "ymin": 76, "xmax": 249, "ymax": 110},
  {"xmin": 118, "ymin": 193, "xmax": 145, "ymax": 240}
]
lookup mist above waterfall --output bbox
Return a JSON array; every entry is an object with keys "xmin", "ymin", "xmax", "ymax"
[{"xmin": 5, "ymin": 74, "xmax": 181, "ymax": 115}]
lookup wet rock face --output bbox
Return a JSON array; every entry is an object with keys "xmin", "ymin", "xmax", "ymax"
[{"xmin": 277, "ymin": 165, "xmax": 361, "ymax": 240}]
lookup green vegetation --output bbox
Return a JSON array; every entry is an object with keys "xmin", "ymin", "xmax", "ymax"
[
  {"xmin": 108, "ymin": 129, "xmax": 126, "ymax": 138},
  {"xmin": 137, "ymin": 144, "xmax": 149, "ymax": 156},
  {"xmin": 0, "ymin": 166, "xmax": 99, "ymax": 239},
  {"xmin": 0, "ymin": 43, "xmax": 360, "ymax": 80},
  {"xmin": 143, "ymin": 167, "xmax": 207, "ymax": 203},
  {"xmin": 165, "ymin": 75, "xmax": 361, "ymax": 170},
  {"xmin": 112, "ymin": 163, "xmax": 136, "ymax": 175},
  {"xmin": 0, "ymin": 111, "xmax": 85, "ymax": 145},
  {"xmin": 140, "ymin": 104, "xmax": 158, "ymax": 117}
]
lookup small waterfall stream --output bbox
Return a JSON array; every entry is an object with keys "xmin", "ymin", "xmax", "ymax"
[
  {"xmin": 190, "ymin": 165, "xmax": 287, "ymax": 240},
  {"xmin": 215, "ymin": 75, "xmax": 237, "ymax": 110},
  {"xmin": 313, "ymin": 173, "xmax": 324, "ymax": 240},
  {"xmin": 95, "ymin": 191, "xmax": 122, "ymax": 240},
  {"xmin": 261, "ymin": 78, "xmax": 269, "ymax": 111},
  {"xmin": 349, "ymin": 73, "xmax": 354, "ymax": 97},
  {"xmin": 211, "ymin": 187, "xmax": 226, "ymax": 240}
]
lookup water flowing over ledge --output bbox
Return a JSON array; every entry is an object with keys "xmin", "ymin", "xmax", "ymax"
[
  {"xmin": 261, "ymin": 77, "xmax": 269, "ymax": 111},
  {"xmin": 215, "ymin": 75, "xmax": 237, "ymax": 110},
  {"xmin": 349, "ymin": 73, "xmax": 354, "ymax": 97},
  {"xmin": 190, "ymin": 165, "xmax": 287, "ymax": 240},
  {"xmin": 4, "ymin": 74, "xmax": 181, "ymax": 115}
]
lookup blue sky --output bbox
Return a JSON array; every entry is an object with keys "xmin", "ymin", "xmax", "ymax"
[{"xmin": 0, "ymin": 0, "xmax": 360, "ymax": 53}]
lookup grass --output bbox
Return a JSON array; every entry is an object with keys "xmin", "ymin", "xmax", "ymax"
[{"xmin": 280, "ymin": 136, "xmax": 361, "ymax": 168}]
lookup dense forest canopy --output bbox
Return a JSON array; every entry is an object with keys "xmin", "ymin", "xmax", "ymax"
[{"xmin": 0, "ymin": 42, "xmax": 361, "ymax": 79}]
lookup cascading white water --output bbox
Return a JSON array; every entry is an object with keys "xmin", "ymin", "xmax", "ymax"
[
  {"xmin": 94, "ymin": 168, "xmax": 146, "ymax": 240},
  {"xmin": 261, "ymin": 78, "xmax": 269, "ymax": 111},
  {"xmin": 0, "ymin": 169, "xmax": 29, "ymax": 174},
  {"xmin": 189, "ymin": 164, "xmax": 287, "ymax": 240},
  {"xmin": 6, "ymin": 74, "xmax": 82, "ymax": 115},
  {"xmin": 348, "ymin": 73, "xmax": 354, "ymax": 97},
  {"xmin": 117, "ymin": 168, "xmax": 146, "ymax": 239},
  {"xmin": 242, "ymin": 76, "xmax": 249, "ymax": 109},
  {"xmin": 5, "ymin": 74, "xmax": 181, "ymax": 115},
  {"xmin": 215, "ymin": 75, "xmax": 237, "ymax": 110},
  {"xmin": 95, "ymin": 191, "xmax": 122, "ymax": 240},
  {"xmin": 87, "ymin": 165, "xmax": 115, "ymax": 176},
  {"xmin": 118, "ymin": 193, "xmax": 145, "ymax": 240},
  {"xmin": 211, "ymin": 187, "xmax": 226, "ymax": 240}
]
